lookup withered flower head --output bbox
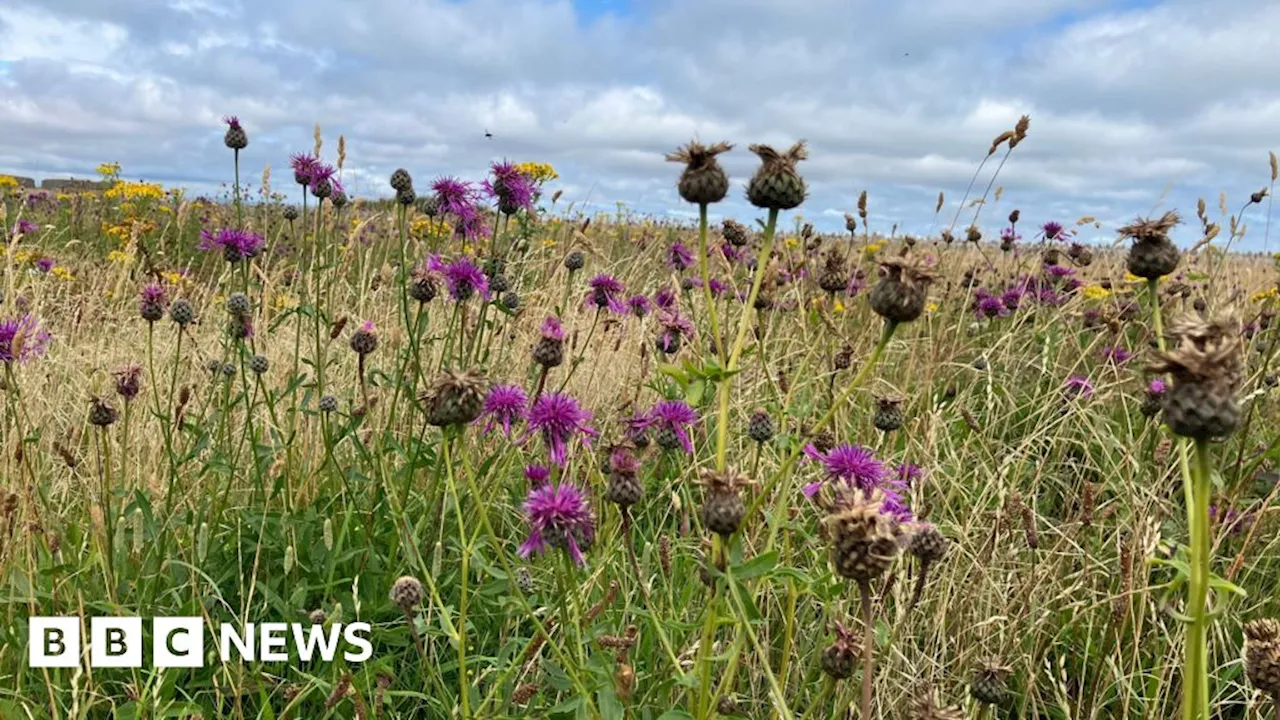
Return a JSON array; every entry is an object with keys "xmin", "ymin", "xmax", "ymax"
[
  {"xmin": 869, "ymin": 255, "xmax": 938, "ymax": 324},
  {"xmin": 1148, "ymin": 315, "xmax": 1243, "ymax": 439},
  {"xmin": 1121, "ymin": 210, "xmax": 1181, "ymax": 279},
  {"xmin": 1244, "ymin": 617, "xmax": 1280, "ymax": 699},
  {"xmin": 419, "ymin": 369, "xmax": 490, "ymax": 428},
  {"xmin": 665, "ymin": 140, "xmax": 734, "ymax": 205},
  {"xmin": 698, "ymin": 468, "xmax": 754, "ymax": 538},
  {"xmin": 823, "ymin": 488, "xmax": 906, "ymax": 584}
]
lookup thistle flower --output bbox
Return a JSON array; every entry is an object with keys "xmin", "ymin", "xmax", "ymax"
[
  {"xmin": 1063, "ymin": 374, "xmax": 1095, "ymax": 400},
  {"xmin": 646, "ymin": 399, "xmax": 698, "ymax": 454},
  {"xmin": 427, "ymin": 254, "xmax": 490, "ymax": 302},
  {"xmin": 667, "ymin": 242, "xmax": 694, "ymax": 272},
  {"xmin": 113, "ymin": 364, "xmax": 143, "ymax": 402},
  {"xmin": 486, "ymin": 161, "xmax": 537, "ymax": 215},
  {"xmin": 655, "ymin": 309, "xmax": 695, "ymax": 355},
  {"xmin": 974, "ymin": 293, "xmax": 1008, "ymax": 319},
  {"xmin": 200, "ymin": 228, "xmax": 264, "ymax": 263},
  {"xmin": 525, "ymin": 393, "xmax": 598, "ymax": 467},
  {"xmin": 1040, "ymin": 221, "xmax": 1065, "ymax": 242},
  {"xmin": 533, "ymin": 315, "xmax": 566, "ymax": 368},
  {"xmin": 585, "ymin": 274, "xmax": 626, "ymax": 314},
  {"xmin": 1100, "ymin": 346, "xmax": 1133, "ymax": 365},
  {"xmin": 431, "ymin": 176, "xmax": 486, "ymax": 239},
  {"xmin": 222, "ymin": 115, "xmax": 248, "ymax": 150},
  {"xmin": 518, "ymin": 482, "xmax": 596, "ymax": 566},
  {"xmin": 139, "ymin": 283, "xmax": 168, "ymax": 323},
  {"xmin": 481, "ymin": 384, "xmax": 528, "ymax": 438},
  {"xmin": 349, "ymin": 321, "xmax": 377, "ymax": 356},
  {"xmin": 290, "ymin": 153, "xmax": 320, "ymax": 186},
  {"xmin": 665, "ymin": 139, "xmax": 734, "ymax": 205},
  {"xmin": 1148, "ymin": 315, "xmax": 1243, "ymax": 439},
  {"xmin": 0, "ymin": 314, "xmax": 50, "ymax": 364},
  {"xmin": 802, "ymin": 443, "xmax": 887, "ymax": 497},
  {"xmin": 627, "ymin": 294, "xmax": 651, "ymax": 318},
  {"xmin": 653, "ymin": 287, "xmax": 678, "ymax": 311}
]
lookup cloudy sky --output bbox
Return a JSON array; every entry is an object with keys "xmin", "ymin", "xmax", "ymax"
[{"xmin": 2, "ymin": 0, "xmax": 1278, "ymax": 248}]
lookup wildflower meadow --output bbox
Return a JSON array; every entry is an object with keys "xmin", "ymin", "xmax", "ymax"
[{"xmin": 2, "ymin": 115, "xmax": 1280, "ymax": 720}]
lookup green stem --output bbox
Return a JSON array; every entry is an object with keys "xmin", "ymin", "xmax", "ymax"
[
  {"xmin": 698, "ymin": 203, "xmax": 724, "ymax": 363},
  {"xmin": 1185, "ymin": 438, "xmax": 1212, "ymax": 720},
  {"xmin": 858, "ymin": 580, "xmax": 875, "ymax": 720}
]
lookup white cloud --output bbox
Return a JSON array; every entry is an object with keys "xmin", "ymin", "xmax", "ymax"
[{"xmin": 1, "ymin": 0, "xmax": 1277, "ymax": 248}]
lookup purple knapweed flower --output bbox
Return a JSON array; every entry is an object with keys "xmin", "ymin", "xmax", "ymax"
[
  {"xmin": 653, "ymin": 287, "xmax": 678, "ymax": 311},
  {"xmin": 16, "ymin": 219, "xmax": 38, "ymax": 236},
  {"xmin": 585, "ymin": 274, "xmax": 626, "ymax": 314},
  {"xmin": 525, "ymin": 393, "xmax": 598, "ymax": 467},
  {"xmin": 802, "ymin": 443, "xmax": 887, "ymax": 497},
  {"xmin": 1147, "ymin": 378, "xmax": 1168, "ymax": 395},
  {"xmin": 524, "ymin": 464, "xmax": 551, "ymax": 488},
  {"xmin": 646, "ymin": 400, "xmax": 699, "ymax": 454},
  {"xmin": 35, "ymin": 257, "xmax": 54, "ymax": 273},
  {"xmin": 627, "ymin": 294, "xmax": 651, "ymax": 318},
  {"xmin": 975, "ymin": 294, "xmax": 1008, "ymax": 319},
  {"xmin": 895, "ymin": 462, "xmax": 924, "ymax": 489},
  {"xmin": 481, "ymin": 384, "xmax": 528, "ymax": 438},
  {"xmin": 1001, "ymin": 287, "xmax": 1025, "ymax": 311},
  {"xmin": 1063, "ymin": 374, "xmax": 1095, "ymax": 400},
  {"xmin": 200, "ymin": 228, "xmax": 264, "ymax": 262},
  {"xmin": 1100, "ymin": 346, "xmax": 1132, "ymax": 365},
  {"xmin": 667, "ymin": 242, "xmax": 694, "ymax": 271},
  {"xmin": 427, "ymin": 254, "xmax": 490, "ymax": 302},
  {"xmin": 706, "ymin": 278, "xmax": 729, "ymax": 298},
  {"xmin": 485, "ymin": 161, "xmax": 536, "ymax": 214},
  {"xmin": 656, "ymin": 309, "xmax": 695, "ymax": 354},
  {"xmin": 1044, "ymin": 264, "xmax": 1076, "ymax": 280},
  {"xmin": 518, "ymin": 482, "xmax": 596, "ymax": 566},
  {"xmin": 1040, "ymin": 221, "xmax": 1065, "ymax": 242},
  {"xmin": 0, "ymin": 314, "xmax": 51, "ymax": 364},
  {"xmin": 290, "ymin": 153, "xmax": 320, "ymax": 186},
  {"xmin": 1000, "ymin": 226, "xmax": 1021, "ymax": 245},
  {"xmin": 540, "ymin": 315, "xmax": 565, "ymax": 341}
]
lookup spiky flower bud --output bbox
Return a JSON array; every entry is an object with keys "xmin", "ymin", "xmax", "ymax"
[
  {"xmin": 226, "ymin": 292, "xmax": 251, "ymax": 318},
  {"xmin": 389, "ymin": 168, "xmax": 413, "ymax": 193},
  {"xmin": 873, "ymin": 396, "xmax": 904, "ymax": 432},
  {"xmin": 283, "ymin": 205, "xmax": 299, "ymax": 221},
  {"xmin": 1148, "ymin": 316, "xmax": 1243, "ymax": 439},
  {"xmin": 665, "ymin": 140, "xmax": 734, "ymax": 205},
  {"xmin": 970, "ymin": 661, "xmax": 1012, "ymax": 707},
  {"xmin": 1244, "ymin": 618, "xmax": 1280, "ymax": 699},
  {"xmin": 169, "ymin": 298, "xmax": 195, "ymax": 327},
  {"xmin": 390, "ymin": 575, "xmax": 423, "ymax": 611},
  {"xmin": 318, "ymin": 395, "xmax": 339, "ymax": 413},
  {"xmin": 869, "ymin": 256, "xmax": 937, "ymax": 324},
  {"xmin": 746, "ymin": 141, "xmax": 808, "ymax": 210},
  {"xmin": 698, "ymin": 468, "xmax": 753, "ymax": 538},
  {"xmin": 747, "ymin": 408, "xmax": 774, "ymax": 444},
  {"xmin": 419, "ymin": 369, "xmax": 489, "ymax": 427},
  {"xmin": 818, "ymin": 250, "xmax": 849, "ymax": 294},
  {"xmin": 1122, "ymin": 211, "xmax": 1181, "ymax": 279},
  {"xmin": 249, "ymin": 354, "xmax": 269, "ymax": 375},
  {"xmin": 564, "ymin": 251, "xmax": 585, "ymax": 271},
  {"xmin": 349, "ymin": 321, "xmax": 378, "ymax": 356},
  {"xmin": 723, "ymin": 219, "xmax": 749, "ymax": 247},
  {"xmin": 89, "ymin": 397, "xmax": 118, "ymax": 427},
  {"xmin": 223, "ymin": 116, "xmax": 248, "ymax": 150}
]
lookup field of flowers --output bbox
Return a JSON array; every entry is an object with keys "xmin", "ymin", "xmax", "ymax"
[{"xmin": 1, "ymin": 116, "xmax": 1279, "ymax": 719}]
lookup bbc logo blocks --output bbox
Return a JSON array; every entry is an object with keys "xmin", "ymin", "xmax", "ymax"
[{"xmin": 30, "ymin": 617, "xmax": 203, "ymax": 668}]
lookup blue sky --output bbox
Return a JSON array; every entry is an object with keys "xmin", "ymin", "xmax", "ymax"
[{"xmin": 1, "ymin": 0, "xmax": 1278, "ymax": 250}]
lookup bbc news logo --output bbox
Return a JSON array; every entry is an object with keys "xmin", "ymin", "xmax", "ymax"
[{"xmin": 29, "ymin": 617, "xmax": 373, "ymax": 668}]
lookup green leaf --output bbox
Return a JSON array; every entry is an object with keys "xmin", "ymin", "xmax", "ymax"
[
  {"xmin": 1209, "ymin": 574, "xmax": 1248, "ymax": 598},
  {"xmin": 687, "ymin": 379, "xmax": 705, "ymax": 407},
  {"xmin": 597, "ymin": 687, "xmax": 625, "ymax": 720},
  {"xmin": 657, "ymin": 711, "xmax": 695, "ymax": 720},
  {"xmin": 732, "ymin": 551, "xmax": 779, "ymax": 580}
]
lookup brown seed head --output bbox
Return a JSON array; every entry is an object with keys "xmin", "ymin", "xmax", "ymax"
[
  {"xmin": 989, "ymin": 130, "xmax": 1014, "ymax": 155},
  {"xmin": 1118, "ymin": 210, "xmax": 1181, "ymax": 244},
  {"xmin": 1149, "ymin": 315, "xmax": 1243, "ymax": 389}
]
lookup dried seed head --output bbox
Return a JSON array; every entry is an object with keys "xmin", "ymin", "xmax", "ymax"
[
  {"xmin": 698, "ymin": 468, "xmax": 753, "ymax": 537},
  {"xmin": 970, "ymin": 661, "xmax": 1013, "ymax": 706},
  {"xmin": 1121, "ymin": 211, "xmax": 1182, "ymax": 279},
  {"xmin": 665, "ymin": 140, "xmax": 734, "ymax": 205},
  {"xmin": 390, "ymin": 575, "xmax": 424, "ymax": 611},
  {"xmin": 823, "ymin": 488, "xmax": 905, "ymax": 583},
  {"xmin": 870, "ymin": 255, "xmax": 937, "ymax": 324},
  {"xmin": 857, "ymin": 190, "xmax": 868, "ymax": 219},
  {"xmin": 1148, "ymin": 315, "xmax": 1243, "ymax": 439},
  {"xmin": 820, "ymin": 621, "xmax": 859, "ymax": 679},
  {"xmin": 989, "ymin": 130, "xmax": 1014, "ymax": 155},
  {"xmin": 419, "ymin": 369, "xmax": 489, "ymax": 428},
  {"xmin": 1244, "ymin": 619, "xmax": 1280, "ymax": 699}
]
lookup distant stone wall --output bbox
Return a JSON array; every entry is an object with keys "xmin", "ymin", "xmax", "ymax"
[{"xmin": 39, "ymin": 178, "xmax": 110, "ymax": 192}]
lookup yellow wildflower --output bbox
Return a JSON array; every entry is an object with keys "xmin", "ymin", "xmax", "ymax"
[
  {"xmin": 51, "ymin": 266, "xmax": 74, "ymax": 281},
  {"xmin": 785, "ymin": 237, "xmax": 798, "ymax": 249},
  {"xmin": 108, "ymin": 250, "xmax": 135, "ymax": 266},
  {"xmin": 1250, "ymin": 287, "xmax": 1278, "ymax": 303},
  {"xmin": 96, "ymin": 162, "xmax": 122, "ymax": 181},
  {"xmin": 274, "ymin": 293, "xmax": 300, "ymax": 310},
  {"xmin": 161, "ymin": 271, "xmax": 187, "ymax": 286},
  {"xmin": 925, "ymin": 301, "xmax": 939, "ymax": 314},
  {"xmin": 514, "ymin": 162, "xmax": 559, "ymax": 183},
  {"xmin": 1083, "ymin": 285, "xmax": 1111, "ymax": 301},
  {"xmin": 833, "ymin": 299, "xmax": 846, "ymax": 313},
  {"xmin": 0, "ymin": 175, "xmax": 18, "ymax": 190},
  {"xmin": 542, "ymin": 238, "xmax": 558, "ymax": 249}
]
